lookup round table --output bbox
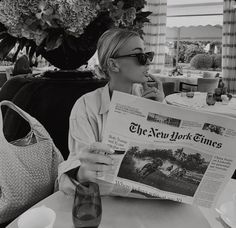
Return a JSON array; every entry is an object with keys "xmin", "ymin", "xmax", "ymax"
[
  {"xmin": 152, "ymin": 74, "xmax": 201, "ymax": 91},
  {"xmin": 165, "ymin": 92, "xmax": 236, "ymax": 118},
  {"xmin": 7, "ymin": 194, "xmax": 210, "ymax": 228},
  {"xmin": 7, "ymin": 179, "xmax": 236, "ymax": 228}
]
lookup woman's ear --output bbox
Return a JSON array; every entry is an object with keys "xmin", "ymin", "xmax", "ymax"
[{"xmin": 107, "ymin": 58, "xmax": 120, "ymax": 73}]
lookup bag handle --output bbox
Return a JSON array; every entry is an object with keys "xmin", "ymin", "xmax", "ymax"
[{"xmin": 0, "ymin": 100, "xmax": 50, "ymax": 138}]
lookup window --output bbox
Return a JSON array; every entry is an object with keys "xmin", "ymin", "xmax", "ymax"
[{"xmin": 165, "ymin": 0, "xmax": 223, "ymax": 75}]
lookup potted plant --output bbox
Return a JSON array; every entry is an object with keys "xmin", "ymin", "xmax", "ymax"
[{"xmin": 0, "ymin": 0, "xmax": 151, "ymax": 71}]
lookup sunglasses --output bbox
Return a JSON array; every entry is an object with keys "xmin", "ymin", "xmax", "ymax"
[{"xmin": 113, "ymin": 52, "xmax": 154, "ymax": 65}]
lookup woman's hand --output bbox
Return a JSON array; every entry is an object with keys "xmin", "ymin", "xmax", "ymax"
[
  {"xmin": 142, "ymin": 74, "xmax": 165, "ymax": 102},
  {"xmin": 76, "ymin": 142, "xmax": 115, "ymax": 194}
]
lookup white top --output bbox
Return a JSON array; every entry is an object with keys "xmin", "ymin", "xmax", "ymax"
[{"xmin": 58, "ymin": 83, "xmax": 143, "ymax": 196}]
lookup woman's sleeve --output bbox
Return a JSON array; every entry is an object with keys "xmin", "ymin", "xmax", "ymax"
[{"xmin": 58, "ymin": 97, "xmax": 97, "ymax": 196}]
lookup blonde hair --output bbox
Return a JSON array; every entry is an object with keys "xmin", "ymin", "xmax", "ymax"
[{"xmin": 97, "ymin": 28, "xmax": 140, "ymax": 77}]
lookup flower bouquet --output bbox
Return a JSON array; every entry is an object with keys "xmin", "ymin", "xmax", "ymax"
[
  {"xmin": 170, "ymin": 65, "xmax": 183, "ymax": 76},
  {"xmin": 0, "ymin": 0, "xmax": 151, "ymax": 70}
]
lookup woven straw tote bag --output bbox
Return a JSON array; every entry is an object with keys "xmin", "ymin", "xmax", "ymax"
[{"xmin": 0, "ymin": 100, "xmax": 63, "ymax": 224}]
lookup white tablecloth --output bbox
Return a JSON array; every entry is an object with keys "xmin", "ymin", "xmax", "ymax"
[
  {"xmin": 7, "ymin": 179, "xmax": 236, "ymax": 228},
  {"xmin": 199, "ymin": 179, "xmax": 236, "ymax": 228},
  {"xmin": 165, "ymin": 92, "xmax": 236, "ymax": 118},
  {"xmin": 152, "ymin": 73, "xmax": 201, "ymax": 91}
]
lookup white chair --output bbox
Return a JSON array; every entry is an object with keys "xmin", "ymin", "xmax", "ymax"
[{"xmin": 197, "ymin": 78, "xmax": 219, "ymax": 93}]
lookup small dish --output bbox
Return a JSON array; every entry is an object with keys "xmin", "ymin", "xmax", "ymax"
[
  {"xmin": 18, "ymin": 205, "xmax": 56, "ymax": 228},
  {"xmin": 216, "ymin": 201, "xmax": 236, "ymax": 228}
]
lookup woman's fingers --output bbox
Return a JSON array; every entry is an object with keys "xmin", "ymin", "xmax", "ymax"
[
  {"xmin": 77, "ymin": 142, "xmax": 115, "ymax": 183},
  {"xmin": 78, "ymin": 167, "xmax": 102, "ymax": 182},
  {"xmin": 148, "ymin": 74, "xmax": 163, "ymax": 90},
  {"xmin": 89, "ymin": 142, "xmax": 114, "ymax": 155},
  {"xmin": 83, "ymin": 162, "xmax": 114, "ymax": 172},
  {"xmin": 147, "ymin": 73, "xmax": 156, "ymax": 81},
  {"xmin": 148, "ymin": 74, "xmax": 162, "ymax": 84},
  {"xmin": 80, "ymin": 151, "xmax": 114, "ymax": 165},
  {"xmin": 142, "ymin": 91, "xmax": 159, "ymax": 100},
  {"xmin": 142, "ymin": 87, "xmax": 165, "ymax": 101},
  {"xmin": 78, "ymin": 155, "xmax": 114, "ymax": 182},
  {"xmin": 142, "ymin": 87, "xmax": 157, "ymax": 96},
  {"xmin": 141, "ymin": 75, "xmax": 165, "ymax": 102},
  {"xmin": 142, "ymin": 81, "xmax": 149, "ymax": 91}
]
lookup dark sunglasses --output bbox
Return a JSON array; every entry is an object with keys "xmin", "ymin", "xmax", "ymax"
[{"xmin": 113, "ymin": 52, "xmax": 154, "ymax": 65}]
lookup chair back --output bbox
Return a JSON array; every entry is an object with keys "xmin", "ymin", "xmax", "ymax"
[
  {"xmin": 162, "ymin": 82, "xmax": 175, "ymax": 96},
  {"xmin": 0, "ymin": 73, "xmax": 107, "ymax": 159},
  {"xmin": 0, "ymin": 72, "xmax": 7, "ymax": 87},
  {"xmin": 179, "ymin": 82, "xmax": 198, "ymax": 92},
  {"xmin": 197, "ymin": 78, "xmax": 219, "ymax": 93}
]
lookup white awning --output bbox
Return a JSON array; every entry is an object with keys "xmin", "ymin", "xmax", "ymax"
[
  {"xmin": 167, "ymin": 16, "xmax": 222, "ymax": 27},
  {"xmin": 167, "ymin": 0, "xmax": 223, "ymax": 27},
  {"xmin": 166, "ymin": 25, "xmax": 222, "ymax": 42},
  {"xmin": 166, "ymin": 1, "xmax": 223, "ymax": 41}
]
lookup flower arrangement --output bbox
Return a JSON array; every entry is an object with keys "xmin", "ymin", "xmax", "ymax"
[
  {"xmin": 0, "ymin": 0, "xmax": 151, "ymax": 70},
  {"xmin": 170, "ymin": 65, "xmax": 183, "ymax": 76}
]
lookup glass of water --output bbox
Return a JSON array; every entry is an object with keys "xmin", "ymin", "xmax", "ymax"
[{"xmin": 72, "ymin": 182, "xmax": 102, "ymax": 228}]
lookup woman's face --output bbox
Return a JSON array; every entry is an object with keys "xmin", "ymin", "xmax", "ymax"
[{"xmin": 114, "ymin": 36, "xmax": 150, "ymax": 84}]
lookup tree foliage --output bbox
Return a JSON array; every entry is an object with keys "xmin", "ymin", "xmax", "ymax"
[
  {"xmin": 184, "ymin": 44, "xmax": 205, "ymax": 63},
  {"xmin": 190, "ymin": 54, "xmax": 213, "ymax": 69},
  {"xmin": 211, "ymin": 54, "xmax": 222, "ymax": 69},
  {"xmin": 127, "ymin": 146, "xmax": 208, "ymax": 173}
]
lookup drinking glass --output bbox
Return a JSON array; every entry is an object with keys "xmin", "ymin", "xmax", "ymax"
[
  {"xmin": 72, "ymin": 182, "xmax": 102, "ymax": 228},
  {"xmin": 206, "ymin": 92, "xmax": 216, "ymax": 105},
  {"xmin": 186, "ymin": 91, "xmax": 194, "ymax": 98},
  {"xmin": 187, "ymin": 71, "xmax": 191, "ymax": 77}
]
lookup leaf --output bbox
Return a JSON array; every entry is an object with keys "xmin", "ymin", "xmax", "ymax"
[
  {"xmin": 0, "ymin": 22, "xmax": 6, "ymax": 32},
  {"xmin": 136, "ymin": 11, "xmax": 152, "ymax": 19},
  {"xmin": 26, "ymin": 45, "xmax": 30, "ymax": 55},
  {"xmin": 45, "ymin": 31, "xmax": 63, "ymax": 51},
  {"xmin": 0, "ymin": 35, "xmax": 17, "ymax": 60},
  {"xmin": 138, "ymin": 17, "xmax": 150, "ymax": 23},
  {"xmin": 28, "ymin": 44, "xmax": 37, "ymax": 64},
  {"xmin": 35, "ymin": 38, "xmax": 47, "ymax": 57},
  {"xmin": 135, "ymin": 11, "xmax": 151, "ymax": 24},
  {"xmin": 0, "ymin": 32, "xmax": 7, "ymax": 40},
  {"xmin": 12, "ymin": 39, "xmax": 27, "ymax": 62}
]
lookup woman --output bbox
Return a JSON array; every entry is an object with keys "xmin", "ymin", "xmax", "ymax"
[{"xmin": 58, "ymin": 28, "xmax": 165, "ymax": 195}]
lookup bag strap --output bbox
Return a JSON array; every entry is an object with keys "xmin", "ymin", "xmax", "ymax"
[{"xmin": 0, "ymin": 100, "xmax": 50, "ymax": 138}]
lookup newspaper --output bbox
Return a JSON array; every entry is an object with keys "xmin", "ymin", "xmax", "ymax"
[{"xmin": 101, "ymin": 91, "xmax": 236, "ymax": 208}]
